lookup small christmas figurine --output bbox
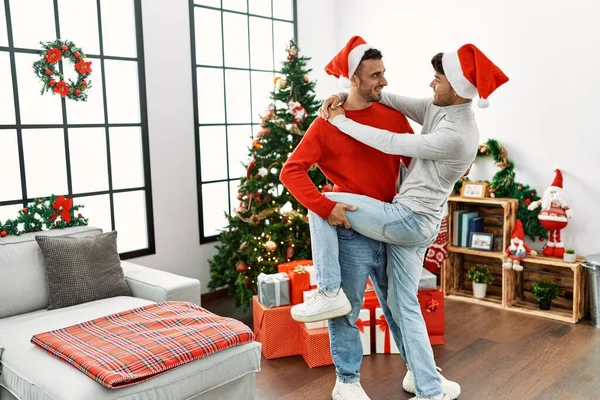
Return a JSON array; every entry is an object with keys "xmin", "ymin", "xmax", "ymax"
[
  {"xmin": 527, "ymin": 169, "xmax": 573, "ymax": 257},
  {"xmin": 503, "ymin": 220, "xmax": 537, "ymax": 271}
]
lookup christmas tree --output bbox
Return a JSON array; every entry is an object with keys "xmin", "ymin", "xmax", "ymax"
[{"xmin": 208, "ymin": 41, "xmax": 327, "ymax": 309}]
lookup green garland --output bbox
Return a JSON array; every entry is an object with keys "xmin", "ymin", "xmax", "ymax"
[
  {"xmin": 455, "ymin": 138, "xmax": 547, "ymax": 241},
  {"xmin": 0, "ymin": 195, "xmax": 88, "ymax": 237}
]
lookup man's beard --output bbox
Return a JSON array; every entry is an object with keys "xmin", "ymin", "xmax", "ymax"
[{"xmin": 358, "ymin": 86, "xmax": 382, "ymax": 103}]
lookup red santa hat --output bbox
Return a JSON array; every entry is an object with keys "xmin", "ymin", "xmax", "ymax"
[
  {"xmin": 441, "ymin": 44, "xmax": 509, "ymax": 108},
  {"xmin": 510, "ymin": 220, "xmax": 525, "ymax": 242},
  {"xmin": 550, "ymin": 169, "xmax": 563, "ymax": 189},
  {"xmin": 325, "ymin": 36, "xmax": 373, "ymax": 89}
]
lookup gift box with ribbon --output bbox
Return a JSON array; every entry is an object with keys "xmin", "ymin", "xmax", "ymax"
[
  {"xmin": 257, "ymin": 272, "xmax": 290, "ymax": 308},
  {"xmin": 300, "ymin": 324, "xmax": 333, "ymax": 368},
  {"xmin": 277, "ymin": 260, "xmax": 312, "ymax": 304},
  {"xmin": 357, "ymin": 309, "xmax": 371, "ymax": 355},
  {"xmin": 375, "ymin": 308, "xmax": 400, "ymax": 354},
  {"xmin": 418, "ymin": 289, "xmax": 445, "ymax": 345},
  {"xmin": 302, "ymin": 289, "xmax": 328, "ymax": 330},
  {"xmin": 252, "ymin": 295, "xmax": 302, "ymax": 359}
]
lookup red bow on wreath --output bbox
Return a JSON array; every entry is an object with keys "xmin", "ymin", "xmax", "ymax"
[{"xmin": 49, "ymin": 195, "xmax": 73, "ymax": 223}]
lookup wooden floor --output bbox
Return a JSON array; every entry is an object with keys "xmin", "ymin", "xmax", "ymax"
[{"xmin": 203, "ymin": 296, "xmax": 600, "ymax": 400}]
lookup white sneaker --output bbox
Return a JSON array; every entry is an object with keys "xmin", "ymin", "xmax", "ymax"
[
  {"xmin": 332, "ymin": 380, "xmax": 371, "ymax": 400},
  {"xmin": 409, "ymin": 395, "xmax": 449, "ymax": 400},
  {"xmin": 403, "ymin": 367, "xmax": 460, "ymax": 399},
  {"xmin": 291, "ymin": 288, "xmax": 352, "ymax": 323}
]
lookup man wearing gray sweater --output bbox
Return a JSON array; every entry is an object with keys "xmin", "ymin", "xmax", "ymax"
[{"xmin": 305, "ymin": 44, "xmax": 508, "ymax": 400}]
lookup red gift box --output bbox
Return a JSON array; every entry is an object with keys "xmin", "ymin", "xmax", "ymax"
[
  {"xmin": 300, "ymin": 324, "xmax": 333, "ymax": 368},
  {"xmin": 277, "ymin": 260, "xmax": 313, "ymax": 304},
  {"xmin": 362, "ymin": 287, "xmax": 444, "ymax": 345},
  {"xmin": 418, "ymin": 289, "xmax": 445, "ymax": 345},
  {"xmin": 252, "ymin": 295, "xmax": 302, "ymax": 359}
]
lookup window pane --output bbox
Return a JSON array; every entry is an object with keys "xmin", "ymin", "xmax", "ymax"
[
  {"xmin": 273, "ymin": 0, "xmax": 293, "ymax": 21},
  {"xmin": 202, "ymin": 182, "xmax": 229, "ymax": 237},
  {"xmin": 225, "ymin": 69, "xmax": 250, "ymax": 123},
  {"xmin": 66, "ymin": 59, "xmax": 105, "ymax": 124},
  {"xmin": 223, "ymin": 12, "xmax": 248, "ymax": 68},
  {"xmin": 58, "ymin": 0, "xmax": 100, "ymax": 55},
  {"xmin": 15, "ymin": 53, "xmax": 63, "ymax": 125},
  {"xmin": 0, "ymin": 53, "xmax": 15, "ymax": 124},
  {"xmin": 251, "ymin": 71, "xmax": 274, "ymax": 123},
  {"xmin": 0, "ymin": 204, "xmax": 21, "ymax": 223},
  {"xmin": 249, "ymin": 0, "xmax": 271, "ymax": 17},
  {"xmin": 0, "ymin": 130, "xmax": 21, "ymax": 201},
  {"xmin": 199, "ymin": 126, "xmax": 227, "ymax": 182},
  {"xmin": 113, "ymin": 190, "xmax": 148, "ymax": 252},
  {"xmin": 73, "ymin": 194, "xmax": 111, "ymax": 234},
  {"xmin": 22, "ymin": 129, "xmax": 68, "ymax": 198},
  {"xmin": 273, "ymin": 20, "xmax": 294, "ymax": 62},
  {"xmin": 222, "ymin": 0, "xmax": 246, "ymax": 12},
  {"xmin": 68, "ymin": 128, "xmax": 108, "ymax": 194},
  {"xmin": 229, "ymin": 179, "xmax": 240, "ymax": 215},
  {"xmin": 197, "ymin": 67, "xmax": 225, "ymax": 124},
  {"xmin": 0, "ymin": 1, "xmax": 8, "ymax": 46},
  {"xmin": 110, "ymin": 127, "xmax": 144, "ymax": 190},
  {"xmin": 194, "ymin": 0, "xmax": 220, "ymax": 6},
  {"xmin": 249, "ymin": 17, "xmax": 273, "ymax": 70},
  {"xmin": 9, "ymin": 0, "xmax": 55, "ymax": 49},
  {"xmin": 105, "ymin": 60, "xmax": 140, "ymax": 124},
  {"xmin": 195, "ymin": 8, "xmax": 222, "ymax": 67},
  {"xmin": 100, "ymin": 0, "xmax": 137, "ymax": 57},
  {"xmin": 227, "ymin": 125, "xmax": 251, "ymax": 179}
]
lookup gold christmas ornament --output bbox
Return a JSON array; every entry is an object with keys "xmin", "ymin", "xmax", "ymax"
[{"xmin": 265, "ymin": 240, "xmax": 277, "ymax": 252}]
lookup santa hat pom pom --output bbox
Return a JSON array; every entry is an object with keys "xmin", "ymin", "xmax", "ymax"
[
  {"xmin": 338, "ymin": 76, "xmax": 351, "ymax": 89},
  {"xmin": 477, "ymin": 98, "xmax": 490, "ymax": 108}
]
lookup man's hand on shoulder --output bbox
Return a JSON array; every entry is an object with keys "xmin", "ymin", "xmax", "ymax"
[{"xmin": 327, "ymin": 203, "xmax": 357, "ymax": 229}]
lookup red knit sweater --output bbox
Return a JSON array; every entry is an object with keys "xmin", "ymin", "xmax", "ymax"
[{"xmin": 280, "ymin": 103, "xmax": 413, "ymax": 219}]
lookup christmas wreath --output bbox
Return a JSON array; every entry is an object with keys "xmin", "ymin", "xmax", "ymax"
[
  {"xmin": 455, "ymin": 138, "xmax": 547, "ymax": 241},
  {"xmin": 0, "ymin": 195, "xmax": 88, "ymax": 237},
  {"xmin": 33, "ymin": 39, "xmax": 92, "ymax": 101}
]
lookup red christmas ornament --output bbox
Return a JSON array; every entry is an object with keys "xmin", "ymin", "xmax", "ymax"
[
  {"xmin": 74, "ymin": 51, "xmax": 81, "ymax": 59},
  {"xmin": 74, "ymin": 89, "xmax": 81, "ymax": 96},
  {"xmin": 45, "ymin": 69, "xmax": 52, "ymax": 76},
  {"xmin": 61, "ymin": 44, "xmax": 68, "ymax": 52},
  {"xmin": 246, "ymin": 159, "xmax": 255, "ymax": 178},
  {"xmin": 517, "ymin": 185, "xmax": 523, "ymax": 191},
  {"xmin": 22, "ymin": 208, "xmax": 28, "ymax": 214},
  {"xmin": 303, "ymin": 75, "xmax": 310, "ymax": 83},
  {"xmin": 81, "ymin": 80, "xmax": 87, "ymax": 86},
  {"xmin": 286, "ymin": 245, "xmax": 295, "ymax": 259},
  {"xmin": 0, "ymin": 230, "xmax": 7, "ymax": 237},
  {"xmin": 236, "ymin": 261, "xmax": 248, "ymax": 274},
  {"xmin": 539, "ymin": 236, "xmax": 545, "ymax": 241},
  {"xmin": 77, "ymin": 213, "xmax": 82, "ymax": 218},
  {"xmin": 49, "ymin": 79, "xmax": 56, "ymax": 86},
  {"xmin": 523, "ymin": 198, "xmax": 531, "ymax": 206},
  {"xmin": 37, "ymin": 199, "xmax": 43, "ymax": 203}
]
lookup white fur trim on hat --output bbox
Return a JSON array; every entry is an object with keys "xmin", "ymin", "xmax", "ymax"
[
  {"xmin": 347, "ymin": 44, "xmax": 373, "ymax": 79},
  {"xmin": 442, "ymin": 51, "xmax": 477, "ymax": 99},
  {"xmin": 339, "ymin": 76, "xmax": 351, "ymax": 89}
]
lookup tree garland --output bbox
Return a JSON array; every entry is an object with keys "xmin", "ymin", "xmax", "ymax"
[
  {"xmin": 33, "ymin": 39, "xmax": 92, "ymax": 102},
  {"xmin": 455, "ymin": 138, "xmax": 547, "ymax": 241},
  {"xmin": 0, "ymin": 195, "xmax": 88, "ymax": 237}
]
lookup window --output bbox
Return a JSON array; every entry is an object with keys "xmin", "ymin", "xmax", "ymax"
[
  {"xmin": 190, "ymin": 0, "xmax": 297, "ymax": 243},
  {"xmin": 0, "ymin": 0, "xmax": 154, "ymax": 258}
]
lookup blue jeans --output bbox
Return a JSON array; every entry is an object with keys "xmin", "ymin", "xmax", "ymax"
[{"xmin": 312, "ymin": 192, "xmax": 443, "ymax": 398}]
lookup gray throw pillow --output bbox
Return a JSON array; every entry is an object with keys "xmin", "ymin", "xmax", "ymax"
[{"xmin": 35, "ymin": 231, "xmax": 132, "ymax": 310}]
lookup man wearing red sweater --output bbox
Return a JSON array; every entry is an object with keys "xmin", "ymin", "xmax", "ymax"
[{"xmin": 280, "ymin": 36, "xmax": 413, "ymax": 400}]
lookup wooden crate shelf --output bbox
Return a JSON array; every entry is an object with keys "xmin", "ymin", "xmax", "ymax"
[{"xmin": 443, "ymin": 197, "xmax": 587, "ymax": 324}]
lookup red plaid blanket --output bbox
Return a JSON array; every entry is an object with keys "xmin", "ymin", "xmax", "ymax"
[{"xmin": 30, "ymin": 301, "xmax": 255, "ymax": 389}]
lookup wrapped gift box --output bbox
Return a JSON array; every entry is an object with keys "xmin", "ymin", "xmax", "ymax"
[
  {"xmin": 357, "ymin": 309, "xmax": 371, "ymax": 355},
  {"xmin": 375, "ymin": 308, "xmax": 400, "ymax": 354},
  {"xmin": 257, "ymin": 272, "xmax": 290, "ymax": 308},
  {"xmin": 252, "ymin": 295, "xmax": 302, "ymax": 359},
  {"xmin": 300, "ymin": 324, "xmax": 333, "ymax": 368},
  {"xmin": 302, "ymin": 289, "xmax": 328, "ymax": 330},
  {"xmin": 277, "ymin": 260, "xmax": 312, "ymax": 305},
  {"xmin": 418, "ymin": 289, "xmax": 445, "ymax": 345}
]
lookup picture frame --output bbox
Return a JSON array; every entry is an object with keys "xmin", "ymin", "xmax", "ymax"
[
  {"xmin": 469, "ymin": 232, "xmax": 494, "ymax": 251},
  {"xmin": 461, "ymin": 181, "xmax": 488, "ymax": 198}
]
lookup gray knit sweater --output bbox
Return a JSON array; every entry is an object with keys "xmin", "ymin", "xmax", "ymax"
[{"xmin": 331, "ymin": 93, "xmax": 479, "ymax": 224}]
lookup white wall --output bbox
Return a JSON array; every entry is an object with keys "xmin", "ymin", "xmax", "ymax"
[
  {"xmin": 133, "ymin": 0, "xmax": 217, "ymax": 292},
  {"xmin": 298, "ymin": 0, "xmax": 600, "ymax": 256}
]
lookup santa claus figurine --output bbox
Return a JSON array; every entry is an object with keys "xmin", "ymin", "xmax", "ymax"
[
  {"xmin": 527, "ymin": 169, "xmax": 573, "ymax": 257},
  {"xmin": 503, "ymin": 220, "xmax": 537, "ymax": 271}
]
